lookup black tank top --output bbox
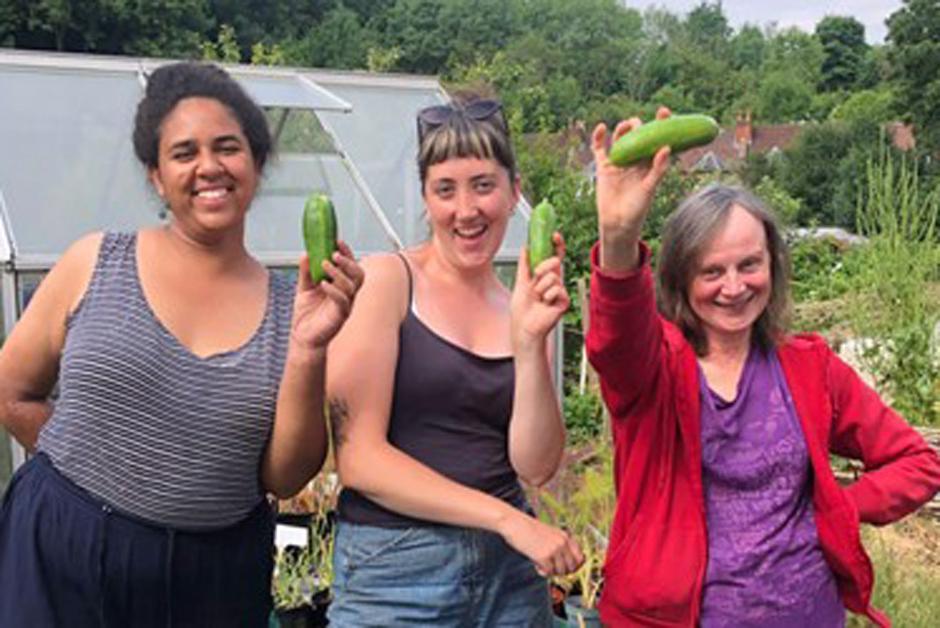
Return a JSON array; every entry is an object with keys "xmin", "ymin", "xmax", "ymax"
[{"xmin": 337, "ymin": 254, "xmax": 526, "ymax": 526}]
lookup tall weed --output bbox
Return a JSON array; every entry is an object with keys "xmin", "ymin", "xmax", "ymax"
[{"xmin": 849, "ymin": 152, "xmax": 940, "ymax": 425}]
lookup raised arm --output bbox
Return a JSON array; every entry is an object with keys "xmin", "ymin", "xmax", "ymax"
[
  {"xmin": 585, "ymin": 110, "xmax": 673, "ymax": 412},
  {"xmin": 507, "ymin": 240, "xmax": 570, "ymax": 486},
  {"xmin": 593, "ymin": 110, "xmax": 672, "ymax": 273},
  {"xmin": 828, "ymin": 350, "xmax": 940, "ymax": 525},
  {"xmin": 0, "ymin": 233, "xmax": 101, "ymax": 450},
  {"xmin": 327, "ymin": 254, "xmax": 583, "ymax": 577}
]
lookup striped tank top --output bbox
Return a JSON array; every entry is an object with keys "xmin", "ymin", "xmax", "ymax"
[{"xmin": 37, "ymin": 232, "xmax": 295, "ymax": 529}]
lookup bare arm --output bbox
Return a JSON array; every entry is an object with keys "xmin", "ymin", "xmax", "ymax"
[
  {"xmin": 328, "ymin": 254, "xmax": 583, "ymax": 576},
  {"xmin": 507, "ymin": 242, "xmax": 569, "ymax": 485},
  {"xmin": 0, "ymin": 233, "xmax": 101, "ymax": 449},
  {"xmin": 262, "ymin": 245, "xmax": 363, "ymax": 498}
]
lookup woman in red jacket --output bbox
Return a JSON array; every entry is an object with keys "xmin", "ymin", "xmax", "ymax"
[{"xmin": 585, "ymin": 109, "xmax": 940, "ymax": 628}]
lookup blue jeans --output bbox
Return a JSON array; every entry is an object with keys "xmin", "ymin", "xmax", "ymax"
[{"xmin": 328, "ymin": 521, "xmax": 553, "ymax": 627}]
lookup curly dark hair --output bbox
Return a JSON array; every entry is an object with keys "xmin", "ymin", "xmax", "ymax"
[{"xmin": 133, "ymin": 62, "xmax": 272, "ymax": 171}]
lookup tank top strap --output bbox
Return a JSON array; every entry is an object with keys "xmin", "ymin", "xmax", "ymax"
[{"xmin": 394, "ymin": 252, "xmax": 416, "ymax": 313}]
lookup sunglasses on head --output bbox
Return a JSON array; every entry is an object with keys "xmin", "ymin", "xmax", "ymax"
[{"xmin": 416, "ymin": 99, "xmax": 506, "ymax": 143}]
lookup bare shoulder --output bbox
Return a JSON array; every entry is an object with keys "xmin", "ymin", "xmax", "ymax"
[
  {"xmin": 355, "ymin": 252, "xmax": 410, "ymax": 321},
  {"xmin": 43, "ymin": 231, "xmax": 105, "ymax": 314}
]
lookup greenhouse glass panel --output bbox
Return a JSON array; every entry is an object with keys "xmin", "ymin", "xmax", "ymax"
[
  {"xmin": 228, "ymin": 72, "xmax": 350, "ymax": 111},
  {"xmin": 0, "ymin": 63, "xmax": 156, "ymax": 264}
]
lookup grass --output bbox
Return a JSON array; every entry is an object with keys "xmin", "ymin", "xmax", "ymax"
[{"xmin": 848, "ymin": 516, "xmax": 940, "ymax": 627}]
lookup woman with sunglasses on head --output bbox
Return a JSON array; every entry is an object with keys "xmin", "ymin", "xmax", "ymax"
[
  {"xmin": 325, "ymin": 94, "xmax": 583, "ymax": 626},
  {"xmin": 0, "ymin": 62, "xmax": 363, "ymax": 626},
  {"xmin": 585, "ymin": 109, "xmax": 940, "ymax": 627}
]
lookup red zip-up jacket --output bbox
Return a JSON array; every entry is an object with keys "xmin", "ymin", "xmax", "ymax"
[{"xmin": 585, "ymin": 243, "xmax": 940, "ymax": 627}]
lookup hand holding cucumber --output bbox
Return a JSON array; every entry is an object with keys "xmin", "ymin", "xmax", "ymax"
[
  {"xmin": 592, "ymin": 107, "xmax": 674, "ymax": 273},
  {"xmin": 291, "ymin": 194, "xmax": 364, "ymax": 358},
  {"xmin": 511, "ymin": 209, "xmax": 569, "ymax": 354}
]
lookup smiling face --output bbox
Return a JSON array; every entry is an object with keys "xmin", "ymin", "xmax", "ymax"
[
  {"xmin": 422, "ymin": 156, "xmax": 519, "ymax": 270},
  {"xmin": 148, "ymin": 96, "xmax": 259, "ymax": 241},
  {"xmin": 688, "ymin": 204, "xmax": 772, "ymax": 349}
]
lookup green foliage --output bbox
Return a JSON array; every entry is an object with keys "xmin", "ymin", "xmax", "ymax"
[
  {"xmin": 684, "ymin": 2, "xmax": 730, "ymax": 55},
  {"xmin": 366, "ymin": 45, "xmax": 402, "ymax": 73},
  {"xmin": 756, "ymin": 70, "xmax": 814, "ymax": 122},
  {"xmin": 373, "ymin": 0, "xmax": 522, "ymax": 74},
  {"xmin": 538, "ymin": 438, "xmax": 616, "ymax": 610},
  {"xmin": 753, "ymin": 175, "xmax": 801, "ymax": 225},
  {"xmin": 562, "ymin": 390, "xmax": 604, "ymax": 445},
  {"xmin": 815, "ymin": 15, "xmax": 868, "ymax": 92},
  {"xmin": 849, "ymin": 150, "xmax": 940, "ymax": 426},
  {"xmin": 644, "ymin": 167, "xmax": 702, "ymax": 241},
  {"xmin": 282, "ymin": 5, "xmax": 371, "ymax": 69},
  {"xmin": 272, "ymin": 544, "xmax": 317, "ymax": 610},
  {"xmin": 118, "ymin": 0, "xmax": 214, "ymax": 59},
  {"xmin": 449, "ymin": 48, "xmax": 581, "ymax": 133},
  {"xmin": 729, "ymin": 24, "xmax": 766, "ymax": 71},
  {"xmin": 250, "ymin": 41, "xmax": 285, "ymax": 67},
  {"xmin": 887, "ymin": 0, "xmax": 940, "ymax": 153},
  {"xmin": 778, "ymin": 121, "xmax": 893, "ymax": 228},
  {"xmin": 788, "ymin": 236, "xmax": 856, "ymax": 303},
  {"xmin": 829, "ymin": 89, "xmax": 897, "ymax": 126},
  {"xmin": 201, "ymin": 23, "xmax": 241, "ymax": 63},
  {"xmin": 763, "ymin": 26, "xmax": 825, "ymax": 88}
]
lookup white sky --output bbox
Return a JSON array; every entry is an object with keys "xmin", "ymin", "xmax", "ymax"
[{"xmin": 623, "ymin": 1, "xmax": 904, "ymax": 43}]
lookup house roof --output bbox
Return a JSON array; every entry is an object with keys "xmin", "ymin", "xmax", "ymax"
[{"xmin": 676, "ymin": 123, "xmax": 803, "ymax": 172}]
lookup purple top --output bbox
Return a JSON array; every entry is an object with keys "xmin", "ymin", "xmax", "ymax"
[{"xmin": 698, "ymin": 346, "xmax": 845, "ymax": 627}]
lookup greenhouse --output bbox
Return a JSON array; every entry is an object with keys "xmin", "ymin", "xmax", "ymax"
[{"xmin": 0, "ymin": 49, "xmax": 533, "ymax": 491}]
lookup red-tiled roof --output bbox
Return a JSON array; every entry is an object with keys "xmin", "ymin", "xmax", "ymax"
[{"xmin": 676, "ymin": 123, "xmax": 803, "ymax": 171}]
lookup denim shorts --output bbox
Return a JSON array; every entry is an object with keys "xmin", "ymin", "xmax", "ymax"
[{"xmin": 327, "ymin": 521, "xmax": 553, "ymax": 627}]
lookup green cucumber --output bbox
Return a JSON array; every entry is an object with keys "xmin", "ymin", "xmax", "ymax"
[
  {"xmin": 527, "ymin": 199, "xmax": 557, "ymax": 274},
  {"xmin": 302, "ymin": 193, "xmax": 337, "ymax": 283},
  {"xmin": 609, "ymin": 114, "xmax": 719, "ymax": 167}
]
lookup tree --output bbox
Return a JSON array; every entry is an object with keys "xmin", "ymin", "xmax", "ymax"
[
  {"xmin": 829, "ymin": 88, "xmax": 897, "ymax": 126},
  {"xmin": 756, "ymin": 70, "xmax": 814, "ymax": 122},
  {"xmin": 684, "ymin": 1, "xmax": 730, "ymax": 56},
  {"xmin": 119, "ymin": 0, "xmax": 213, "ymax": 59},
  {"xmin": 887, "ymin": 0, "xmax": 940, "ymax": 152},
  {"xmin": 779, "ymin": 120, "xmax": 892, "ymax": 227},
  {"xmin": 815, "ymin": 15, "xmax": 868, "ymax": 91},
  {"xmin": 516, "ymin": 0, "xmax": 643, "ymax": 100},
  {"xmin": 283, "ymin": 5, "xmax": 371, "ymax": 69},
  {"xmin": 729, "ymin": 24, "xmax": 766, "ymax": 71},
  {"xmin": 780, "ymin": 122, "xmax": 854, "ymax": 225},
  {"xmin": 374, "ymin": 0, "xmax": 521, "ymax": 74},
  {"xmin": 764, "ymin": 26, "xmax": 824, "ymax": 87}
]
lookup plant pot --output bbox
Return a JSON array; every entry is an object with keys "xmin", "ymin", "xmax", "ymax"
[
  {"xmin": 549, "ymin": 582, "xmax": 568, "ymax": 619},
  {"xmin": 563, "ymin": 596, "xmax": 601, "ymax": 628},
  {"xmin": 274, "ymin": 604, "xmax": 315, "ymax": 628},
  {"xmin": 310, "ymin": 588, "xmax": 331, "ymax": 627}
]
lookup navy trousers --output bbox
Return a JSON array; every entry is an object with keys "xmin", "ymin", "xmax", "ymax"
[{"xmin": 0, "ymin": 453, "xmax": 274, "ymax": 627}]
